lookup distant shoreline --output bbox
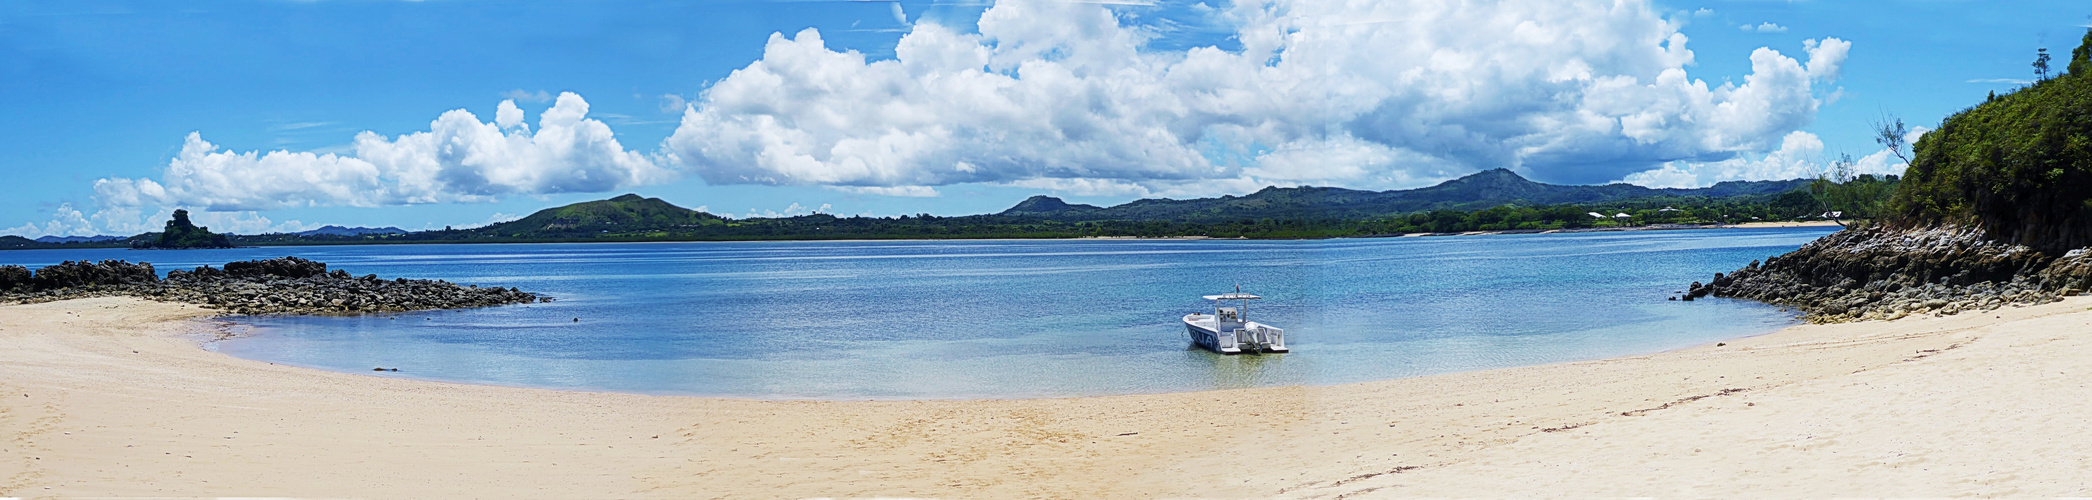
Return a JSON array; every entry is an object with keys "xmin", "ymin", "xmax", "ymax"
[
  {"xmin": 1386, "ymin": 220, "xmax": 1842, "ymax": 238},
  {"xmin": 4, "ymin": 220, "xmax": 1847, "ymax": 251}
]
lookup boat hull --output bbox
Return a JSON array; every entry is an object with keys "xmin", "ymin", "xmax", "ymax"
[
  {"xmin": 1183, "ymin": 315, "xmax": 1288, "ymax": 355},
  {"xmin": 1184, "ymin": 320, "xmax": 1238, "ymax": 354}
]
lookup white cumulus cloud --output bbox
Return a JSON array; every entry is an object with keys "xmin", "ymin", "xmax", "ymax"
[
  {"xmin": 3, "ymin": 204, "xmax": 315, "ymax": 238},
  {"xmin": 95, "ymin": 93, "xmax": 673, "ymax": 212},
  {"xmin": 1618, "ymin": 131, "xmax": 1824, "ymax": 188},
  {"xmin": 662, "ymin": 0, "xmax": 1853, "ymax": 195},
  {"xmin": 3, "ymin": 203, "xmax": 97, "ymax": 238},
  {"xmin": 1618, "ymin": 123, "xmax": 1925, "ymax": 188}
]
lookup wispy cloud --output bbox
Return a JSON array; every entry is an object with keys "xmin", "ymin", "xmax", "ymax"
[
  {"xmin": 270, "ymin": 121, "xmax": 335, "ymax": 132},
  {"xmin": 501, "ymin": 89, "xmax": 554, "ymax": 103},
  {"xmin": 742, "ymin": 202, "xmax": 832, "ymax": 219},
  {"xmin": 1740, "ymin": 22, "xmax": 1788, "ymax": 33},
  {"xmin": 827, "ymin": 185, "xmax": 940, "ymax": 197},
  {"xmin": 592, "ymin": 112, "xmax": 677, "ymax": 126},
  {"xmin": 1968, "ymin": 78, "xmax": 2033, "ymax": 84}
]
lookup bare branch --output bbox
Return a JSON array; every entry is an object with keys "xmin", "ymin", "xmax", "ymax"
[{"xmin": 1874, "ymin": 116, "xmax": 1913, "ymax": 167}]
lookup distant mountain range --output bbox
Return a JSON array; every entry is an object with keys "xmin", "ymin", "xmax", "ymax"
[
  {"xmin": 32, "ymin": 235, "xmax": 124, "ymax": 244},
  {"xmin": 407, "ymin": 169, "xmax": 1813, "ymax": 241},
  {"xmin": 290, "ymin": 225, "xmax": 405, "ymax": 237},
  {"xmin": 0, "ymin": 169, "xmax": 1821, "ymax": 248},
  {"xmin": 997, "ymin": 168, "xmax": 1811, "ymax": 222}
]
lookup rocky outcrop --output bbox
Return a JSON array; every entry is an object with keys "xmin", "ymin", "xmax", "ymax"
[
  {"xmin": 222, "ymin": 256, "xmax": 328, "ymax": 279},
  {"xmin": 26, "ymin": 260, "xmax": 159, "ymax": 289},
  {"xmin": 1683, "ymin": 225, "xmax": 2087, "ymax": 322},
  {"xmin": 0, "ymin": 257, "xmax": 545, "ymax": 315},
  {"xmin": 0, "ymin": 264, "xmax": 31, "ymax": 291},
  {"xmin": 133, "ymin": 209, "xmax": 234, "ymax": 249}
]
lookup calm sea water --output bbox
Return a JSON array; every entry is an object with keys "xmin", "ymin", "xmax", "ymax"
[{"xmin": 3, "ymin": 227, "xmax": 1835, "ymax": 399}]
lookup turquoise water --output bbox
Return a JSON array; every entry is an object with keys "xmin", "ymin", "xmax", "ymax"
[{"xmin": 3, "ymin": 227, "xmax": 1835, "ymax": 399}]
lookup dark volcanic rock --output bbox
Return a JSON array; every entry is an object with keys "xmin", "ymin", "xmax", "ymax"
[
  {"xmin": 2, "ymin": 257, "xmax": 545, "ymax": 315},
  {"xmin": 1690, "ymin": 225, "xmax": 2084, "ymax": 322},
  {"xmin": 224, "ymin": 256, "xmax": 327, "ymax": 279},
  {"xmin": 30, "ymin": 260, "xmax": 158, "ymax": 289},
  {"xmin": 0, "ymin": 265, "xmax": 30, "ymax": 292}
]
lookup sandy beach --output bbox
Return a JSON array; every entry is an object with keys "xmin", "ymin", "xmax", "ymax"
[
  {"xmin": 1726, "ymin": 220, "xmax": 1846, "ymax": 228},
  {"xmin": 5, "ymin": 296, "xmax": 2090, "ymax": 498}
]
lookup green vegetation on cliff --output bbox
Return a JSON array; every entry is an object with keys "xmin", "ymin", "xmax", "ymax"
[{"xmin": 1892, "ymin": 29, "xmax": 2092, "ymax": 252}]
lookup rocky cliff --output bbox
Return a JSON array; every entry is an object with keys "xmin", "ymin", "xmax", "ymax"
[
  {"xmin": 1687, "ymin": 29, "xmax": 2092, "ymax": 323},
  {"xmin": 1683, "ymin": 226, "xmax": 2090, "ymax": 322}
]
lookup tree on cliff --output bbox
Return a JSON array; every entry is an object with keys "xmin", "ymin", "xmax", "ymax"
[
  {"xmin": 2073, "ymin": 27, "xmax": 2092, "ymax": 77},
  {"xmin": 133, "ymin": 209, "xmax": 234, "ymax": 249},
  {"xmin": 2034, "ymin": 47, "xmax": 2053, "ymax": 82},
  {"xmin": 1809, "ymin": 154, "xmax": 1898, "ymax": 227},
  {"xmin": 1888, "ymin": 27, "xmax": 2092, "ymax": 254}
]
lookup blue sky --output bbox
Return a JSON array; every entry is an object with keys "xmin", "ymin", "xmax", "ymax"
[{"xmin": 1, "ymin": 0, "xmax": 2083, "ymax": 237}]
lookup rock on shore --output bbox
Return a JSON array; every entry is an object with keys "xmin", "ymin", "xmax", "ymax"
[
  {"xmin": 1683, "ymin": 225, "xmax": 2092, "ymax": 322},
  {"xmin": 0, "ymin": 256, "xmax": 545, "ymax": 315}
]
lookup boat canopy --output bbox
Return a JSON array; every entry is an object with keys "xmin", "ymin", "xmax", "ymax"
[{"xmin": 1203, "ymin": 293, "xmax": 1262, "ymax": 301}]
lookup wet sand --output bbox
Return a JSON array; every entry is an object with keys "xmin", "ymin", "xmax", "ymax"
[{"xmin": 5, "ymin": 295, "xmax": 2089, "ymax": 497}]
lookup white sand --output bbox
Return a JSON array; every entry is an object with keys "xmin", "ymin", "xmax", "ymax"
[
  {"xmin": 5, "ymin": 296, "xmax": 2090, "ymax": 497},
  {"xmin": 1728, "ymin": 220, "xmax": 1845, "ymax": 228}
]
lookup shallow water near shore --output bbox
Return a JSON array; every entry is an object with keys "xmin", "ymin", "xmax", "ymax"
[{"xmin": 4, "ymin": 227, "xmax": 1835, "ymax": 399}]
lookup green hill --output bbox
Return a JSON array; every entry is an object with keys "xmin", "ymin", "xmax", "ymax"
[
  {"xmin": 469, "ymin": 194, "xmax": 726, "ymax": 239},
  {"xmin": 1892, "ymin": 30, "xmax": 2092, "ymax": 253},
  {"xmin": 999, "ymin": 195, "xmax": 1103, "ymax": 217}
]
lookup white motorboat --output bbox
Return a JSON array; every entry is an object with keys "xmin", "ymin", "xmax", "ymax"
[{"xmin": 1183, "ymin": 290, "xmax": 1287, "ymax": 354}]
